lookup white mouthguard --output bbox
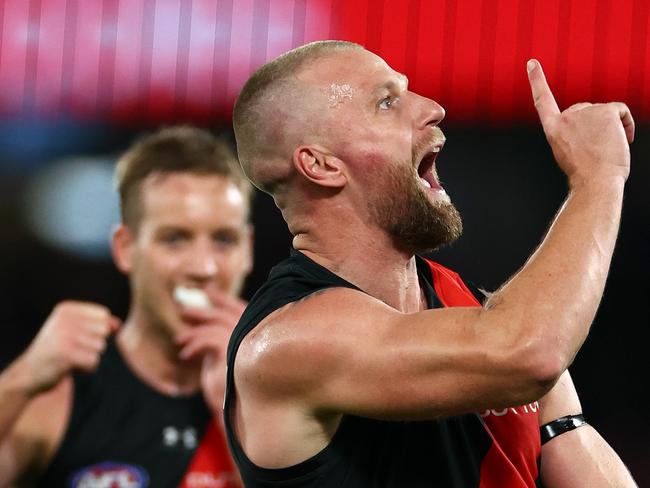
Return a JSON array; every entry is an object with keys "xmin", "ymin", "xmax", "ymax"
[{"xmin": 173, "ymin": 286, "xmax": 211, "ymax": 310}]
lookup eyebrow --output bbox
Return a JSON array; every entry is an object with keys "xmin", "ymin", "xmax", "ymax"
[{"xmin": 373, "ymin": 73, "xmax": 409, "ymax": 94}]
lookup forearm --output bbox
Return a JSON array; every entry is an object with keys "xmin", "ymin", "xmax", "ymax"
[
  {"xmin": 486, "ymin": 179, "xmax": 624, "ymax": 371},
  {"xmin": 538, "ymin": 371, "xmax": 636, "ymax": 487},
  {"xmin": 541, "ymin": 425, "xmax": 637, "ymax": 488},
  {"xmin": 0, "ymin": 358, "xmax": 35, "ymax": 442}
]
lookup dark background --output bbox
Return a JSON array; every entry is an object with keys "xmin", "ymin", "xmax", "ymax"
[{"xmin": 1, "ymin": 0, "xmax": 648, "ymax": 484}]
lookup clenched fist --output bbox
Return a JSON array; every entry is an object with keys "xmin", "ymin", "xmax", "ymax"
[{"xmin": 18, "ymin": 301, "xmax": 121, "ymax": 395}]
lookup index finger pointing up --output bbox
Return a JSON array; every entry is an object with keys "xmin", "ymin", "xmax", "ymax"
[{"xmin": 527, "ymin": 59, "xmax": 560, "ymax": 127}]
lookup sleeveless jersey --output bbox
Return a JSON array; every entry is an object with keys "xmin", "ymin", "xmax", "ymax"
[
  {"xmin": 37, "ymin": 337, "xmax": 238, "ymax": 488},
  {"xmin": 224, "ymin": 249, "xmax": 542, "ymax": 488}
]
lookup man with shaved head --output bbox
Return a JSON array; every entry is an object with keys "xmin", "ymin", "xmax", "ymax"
[{"xmin": 224, "ymin": 41, "xmax": 637, "ymax": 487}]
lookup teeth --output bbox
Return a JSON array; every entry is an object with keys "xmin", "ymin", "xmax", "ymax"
[
  {"xmin": 420, "ymin": 177, "xmax": 432, "ymax": 188},
  {"xmin": 432, "ymin": 146, "xmax": 440, "ymax": 153},
  {"xmin": 173, "ymin": 286, "xmax": 211, "ymax": 310}
]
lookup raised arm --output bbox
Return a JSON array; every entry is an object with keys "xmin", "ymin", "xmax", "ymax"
[
  {"xmin": 237, "ymin": 59, "xmax": 635, "ymax": 424},
  {"xmin": 0, "ymin": 302, "xmax": 118, "ymax": 484},
  {"xmin": 487, "ymin": 60, "xmax": 634, "ymax": 367}
]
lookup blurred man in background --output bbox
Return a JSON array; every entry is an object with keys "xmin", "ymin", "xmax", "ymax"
[{"xmin": 0, "ymin": 126, "xmax": 252, "ymax": 487}]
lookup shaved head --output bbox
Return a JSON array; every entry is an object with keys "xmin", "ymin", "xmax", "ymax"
[
  {"xmin": 233, "ymin": 40, "xmax": 363, "ymax": 194},
  {"xmin": 235, "ymin": 40, "xmax": 460, "ymax": 254}
]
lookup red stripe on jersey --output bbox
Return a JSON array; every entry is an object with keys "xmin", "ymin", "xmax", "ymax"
[
  {"xmin": 179, "ymin": 419, "xmax": 240, "ymax": 488},
  {"xmin": 425, "ymin": 259, "xmax": 541, "ymax": 488},
  {"xmin": 480, "ymin": 404, "xmax": 541, "ymax": 488}
]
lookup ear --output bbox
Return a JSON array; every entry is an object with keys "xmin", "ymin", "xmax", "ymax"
[
  {"xmin": 111, "ymin": 224, "xmax": 136, "ymax": 274},
  {"xmin": 292, "ymin": 146, "xmax": 346, "ymax": 188}
]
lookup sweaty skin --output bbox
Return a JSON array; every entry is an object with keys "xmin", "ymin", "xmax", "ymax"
[
  {"xmin": 326, "ymin": 83, "xmax": 354, "ymax": 107},
  {"xmin": 230, "ymin": 46, "xmax": 636, "ymax": 488}
]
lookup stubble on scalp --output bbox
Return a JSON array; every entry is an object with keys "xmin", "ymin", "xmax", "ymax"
[{"xmin": 233, "ymin": 41, "xmax": 364, "ymax": 194}]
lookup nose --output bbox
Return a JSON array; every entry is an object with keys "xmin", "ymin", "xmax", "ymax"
[
  {"xmin": 415, "ymin": 93, "xmax": 445, "ymax": 129},
  {"xmin": 185, "ymin": 244, "xmax": 219, "ymax": 281}
]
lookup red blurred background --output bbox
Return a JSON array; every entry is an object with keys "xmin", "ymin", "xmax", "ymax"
[
  {"xmin": 0, "ymin": 0, "xmax": 648, "ymax": 484},
  {"xmin": 1, "ymin": 0, "xmax": 648, "ymax": 125}
]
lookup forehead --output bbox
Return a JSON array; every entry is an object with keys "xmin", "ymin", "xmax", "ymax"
[
  {"xmin": 301, "ymin": 49, "xmax": 406, "ymax": 93},
  {"xmin": 139, "ymin": 172, "xmax": 248, "ymax": 226}
]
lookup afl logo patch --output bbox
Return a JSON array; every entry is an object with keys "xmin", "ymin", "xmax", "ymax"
[{"xmin": 69, "ymin": 462, "xmax": 149, "ymax": 488}]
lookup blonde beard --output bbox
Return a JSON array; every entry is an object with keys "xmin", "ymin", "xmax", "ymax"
[{"xmin": 367, "ymin": 163, "xmax": 462, "ymax": 255}]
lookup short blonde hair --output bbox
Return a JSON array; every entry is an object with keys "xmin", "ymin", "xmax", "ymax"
[{"xmin": 115, "ymin": 125, "xmax": 252, "ymax": 228}]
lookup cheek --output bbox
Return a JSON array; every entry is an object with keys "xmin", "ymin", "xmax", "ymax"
[
  {"xmin": 218, "ymin": 249, "xmax": 251, "ymax": 287},
  {"xmin": 354, "ymin": 151, "xmax": 402, "ymax": 193},
  {"xmin": 346, "ymin": 133, "xmax": 412, "ymax": 172},
  {"xmin": 132, "ymin": 250, "xmax": 177, "ymax": 287}
]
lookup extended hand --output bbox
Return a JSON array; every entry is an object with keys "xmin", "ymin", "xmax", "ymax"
[{"xmin": 527, "ymin": 59, "xmax": 634, "ymax": 186}]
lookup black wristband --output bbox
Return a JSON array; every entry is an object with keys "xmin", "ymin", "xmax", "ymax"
[{"xmin": 540, "ymin": 414, "xmax": 588, "ymax": 445}]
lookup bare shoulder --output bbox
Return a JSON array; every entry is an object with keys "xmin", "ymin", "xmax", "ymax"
[
  {"xmin": 234, "ymin": 287, "xmax": 395, "ymax": 399},
  {"xmin": 231, "ymin": 280, "xmax": 541, "ymax": 421}
]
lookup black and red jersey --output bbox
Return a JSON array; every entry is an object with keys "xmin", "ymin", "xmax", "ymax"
[
  {"xmin": 36, "ymin": 337, "xmax": 238, "ymax": 488},
  {"xmin": 224, "ymin": 249, "xmax": 542, "ymax": 488}
]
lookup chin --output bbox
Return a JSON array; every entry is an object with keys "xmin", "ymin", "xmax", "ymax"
[{"xmin": 395, "ymin": 199, "xmax": 463, "ymax": 255}]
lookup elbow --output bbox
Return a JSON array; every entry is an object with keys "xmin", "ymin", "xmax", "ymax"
[
  {"xmin": 511, "ymin": 339, "xmax": 567, "ymax": 400},
  {"xmin": 529, "ymin": 355, "xmax": 564, "ymax": 393}
]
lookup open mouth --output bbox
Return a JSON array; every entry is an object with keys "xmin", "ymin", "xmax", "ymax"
[{"xmin": 417, "ymin": 144, "xmax": 444, "ymax": 191}]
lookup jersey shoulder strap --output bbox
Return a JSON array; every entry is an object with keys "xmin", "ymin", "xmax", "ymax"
[{"xmin": 424, "ymin": 259, "xmax": 483, "ymax": 307}]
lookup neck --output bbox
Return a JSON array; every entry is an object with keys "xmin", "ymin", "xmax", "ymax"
[
  {"xmin": 116, "ymin": 310, "xmax": 202, "ymax": 396},
  {"xmin": 292, "ymin": 214, "xmax": 425, "ymax": 313}
]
